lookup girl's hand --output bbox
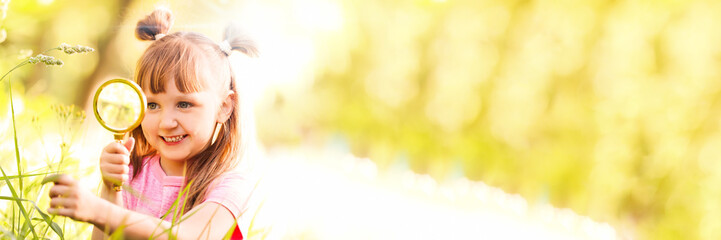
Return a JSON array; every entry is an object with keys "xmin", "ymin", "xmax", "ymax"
[
  {"xmin": 99, "ymin": 137, "xmax": 134, "ymax": 190},
  {"xmin": 44, "ymin": 174, "xmax": 101, "ymax": 223}
]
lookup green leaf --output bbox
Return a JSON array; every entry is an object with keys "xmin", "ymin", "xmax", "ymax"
[
  {"xmin": 0, "ymin": 78, "xmax": 37, "ymax": 239},
  {"xmin": 0, "ymin": 172, "xmax": 53, "ymax": 181},
  {"xmin": 32, "ymin": 204, "xmax": 63, "ymax": 240},
  {"xmin": 19, "ymin": 221, "xmax": 29, "ymax": 239},
  {"xmin": 0, "ymin": 196, "xmax": 64, "ymax": 239}
]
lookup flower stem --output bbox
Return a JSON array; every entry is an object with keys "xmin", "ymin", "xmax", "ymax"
[
  {"xmin": 9, "ymin": 77, "xmax": 21, "ymax": 199},
  {"xmin": 0, "ymin": 60, "xmax": 29, "ymax": 84},
  {"xmin": 1, "ymin": 78, "xmax": 39, "ymax": 239},
  {"xmin": 0, "ymin": 47, "xmax": 63, "ymax": 84}
]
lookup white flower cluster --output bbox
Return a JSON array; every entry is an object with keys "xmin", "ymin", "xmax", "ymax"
[
  {"xmin": 58, "ymin": 43, "xmax": 95, "ymax": 54},
  {"xmin": 28, "ymin": 54, "xmax": 63, "ymax": 66}
]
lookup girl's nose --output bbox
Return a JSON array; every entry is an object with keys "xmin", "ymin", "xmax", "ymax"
[{"xmin": 158, "ymin": 110, "xmax": 178, "ymax": 129}]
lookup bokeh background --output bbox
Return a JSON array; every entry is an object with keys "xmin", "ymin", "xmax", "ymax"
[{"xmin": 2, "ymin": 0, "xmax": 721, "ymax": 239}]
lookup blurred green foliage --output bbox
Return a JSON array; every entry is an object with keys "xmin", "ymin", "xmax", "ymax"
[
  {"xmin": 3, "ymin": 0, "xmax": 721, "ymax": 239},
  {"xmin": 258, "ymin": 0, "xmax": 721, "ymax": 239}
]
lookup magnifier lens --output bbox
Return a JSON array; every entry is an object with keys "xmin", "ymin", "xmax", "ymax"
[{"xmin": 93, "ymin": 78, "xmax": 146, "ymax": 136}]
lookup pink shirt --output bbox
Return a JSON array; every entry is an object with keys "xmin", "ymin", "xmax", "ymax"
[{"xmin": 123, "ymin": 155, "xmax": 248, "ymax": 239}]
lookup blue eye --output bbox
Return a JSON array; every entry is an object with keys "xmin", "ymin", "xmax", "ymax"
[
  {"xmin": 147, "ymin": 102, "xmax": 158, "ymax": 110},
  {"xmin": 178, "ymin": 102, "xmax": 192, "ymax": 108}
]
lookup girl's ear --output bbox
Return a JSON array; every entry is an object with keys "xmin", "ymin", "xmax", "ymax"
[{"xmin": 217, "ymin": 90, "xmax": 235, "ymax": 122}]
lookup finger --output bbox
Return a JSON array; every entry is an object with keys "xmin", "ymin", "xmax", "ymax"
[
  {"xmin": 41, "ymin": 174, "xmax": 61, "ymax": 185},
  {"xmin": 55, "ymin": 174, "xmax": 75, "ymax": 186},
  {"xmin": 124, "ymin": 137, "xmax": 135, "ymax": 153},
  {"xmin": 101, "ymin": 163, "xmax": 129, "ymax": 174},
  {"xmin": 101, "ymin": 153, "xmax": 130, "ymax": 165},
  {"xmin": 49, "ymin": 197, "xmax": 77, "ymax": 209},
  {"xmin": 48, "ymin": 185, "xmax": 72, "ymax": 198},
  {"xmin": 47, "ymin": 207, "xmax": 75, "ymax": 218},
  {"xmin": 42, "ymin": 174, "xmax": 74, "ymax": 186},
  {"xmin": 103, "ymin": 141, "xmax": 130, "ymax": 155}
]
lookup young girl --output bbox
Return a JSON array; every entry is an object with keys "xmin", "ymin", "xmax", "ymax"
[{"xmin": 45, "ymin": 8, "xmax": 258, "ymax": 239}]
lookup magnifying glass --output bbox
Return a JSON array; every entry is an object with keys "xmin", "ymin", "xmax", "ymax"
[{"xmin": 92, "ymin": 78, "xmax": 146, "ymax": 191}]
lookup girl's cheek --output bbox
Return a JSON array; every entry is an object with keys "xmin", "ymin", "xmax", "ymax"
[
  {"xmin": 140, "ymin": 116, "xmax": 157, "ymax": 133},
  {"xmin": 142, "ymin": 113, "xmax": 157, "ymax": 124},
  {"xmin": 141, "ymin": 127, "xmax": 153, "ymax": 142}
]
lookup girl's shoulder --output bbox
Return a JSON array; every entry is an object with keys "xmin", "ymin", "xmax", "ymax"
[
  {"xmin": 206, "ymin": 169, "xmax": 256, "ymax": 199},
  {"xmin": 213, "ymin": 170, "xmax": 248, "ymax": 187},
  {"xmin": 204, "ymin": 170, "xmax": 256, "ymax": 221}
]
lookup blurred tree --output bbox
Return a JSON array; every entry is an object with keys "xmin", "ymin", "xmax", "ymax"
[
  {"xmin": 74, "ymin": 0, "xmax": 132, "ymax": 107},
  {"xmin": 256, "ymin": 0, "xmax": 721, "ymax": 239}
]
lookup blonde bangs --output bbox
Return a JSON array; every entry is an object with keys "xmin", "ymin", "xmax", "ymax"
[{"xmin": 135, "ymin": 35, "xmax": 207, "ymax": 94}]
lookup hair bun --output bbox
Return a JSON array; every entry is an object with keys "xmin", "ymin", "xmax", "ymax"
[
  {"xmin": 136, "ymin": 7, "xmax": 174, "ymax": 41},
  {"xmin": 223, "ymin": 23, "xmax": 259, "ymax": 57}
]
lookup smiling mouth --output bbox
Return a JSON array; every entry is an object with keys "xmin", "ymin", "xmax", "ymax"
[{"xmin": 162, "ymin": 135, "xmax": 187, "ymax": 143}]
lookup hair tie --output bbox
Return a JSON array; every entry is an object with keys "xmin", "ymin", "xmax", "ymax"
[
  {"xmin": 154, "ymin": 33, "xmax": 166, "ymax": 40},
  {"xmin": 218, "ymin": 40, "xmax": 232, "ymax": 56}
]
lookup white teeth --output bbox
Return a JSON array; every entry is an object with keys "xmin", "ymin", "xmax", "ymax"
[{"xmin": 163, "ymin": 135, "xmax": 184, "ymax": 143}]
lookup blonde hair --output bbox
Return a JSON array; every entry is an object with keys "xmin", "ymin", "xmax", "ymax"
[{"xmin": 129, "ymin": 8, "xmax": 258, "ymax": 215}]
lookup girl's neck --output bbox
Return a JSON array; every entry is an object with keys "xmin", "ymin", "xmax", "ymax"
[{"xmin": 159, "ymin": 157, "xmax": 186, "ymax": 176}]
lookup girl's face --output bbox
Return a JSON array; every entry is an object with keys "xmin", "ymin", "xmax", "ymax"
[{"xmin": 141, "ymin": 80, "xmax": 227, "ymax": 163}]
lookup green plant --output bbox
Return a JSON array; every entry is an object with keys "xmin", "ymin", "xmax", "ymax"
[{"xmin": 0, "ymin": 42, "xmax": 94, "ymax": 239}]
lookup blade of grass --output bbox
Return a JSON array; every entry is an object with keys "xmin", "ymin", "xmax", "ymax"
[
  {"xmin": 0, "ymin": 172, "xmax": 53, "ymax": 181},
  {"xmin": 108, "ymin": 223, "xmax": 126, "ymax": 240},
  {"xmin": 247, "ymin": 198, "xmax": 269, "ymax": 238},
  {"xmin": 31, "ymin": 201, "xmax": 63, "ymax": 239},
  {"xmin": 0, "ymin": 61, "xmax": 29, "ymax": 84},
  {"xmin": 152, "ymin": 179, "xmax": 194, "ymax": 239},
  {"xmin": 221, "ymin": 220, "xmax": 236, "ymax": 240},
  {"xmin": 35, "ymin": 174, "xmax": 53, "ymax": 239},
  {"xmin": 12, "ymin": 204, "xmax": 15, "ymax": 235},
  {"xmin": 222, "ymin": 175, "xmax": 269, "ymax": 240},
  {"xmin": 0, "ymin": 196, "xmax": 63, "ymax": 239},
  {"xmin": 37, "ymin": 182, "xmax": 62, "ymax": 240},
  {"xmin": 152, "ymin": 208, "xmax": 201, "ymax": 240},
  {"xmin": 198, "ymin": 204, "xmax": 222, "ymax": 239},
  {"xmin": 1, "ymin": 78, "xmax": 39, "ymax": 239},
  {"xmin": 172, "ymin": 179, "xmax": 194, "ymax": 240},
  {"xmin": 19, "ymin": 220, "xmax": 30, "ymax": 238},
  {"xmin": 10, "ymin": 80, "xmax": 22, "ymax": 199}
]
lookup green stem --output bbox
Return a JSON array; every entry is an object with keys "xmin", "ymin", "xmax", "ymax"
[
  {"xmin": 42, "ymin": 47, "xmax": 61, "ymax": 54},
  {"xmin": 5, "ymin": 78, "xmax": 38, "ymax": 239},
  {"xmin": 0, "ymin": 47, "xmax": 61, "ymax": 84},
  {"xmin": 12, "ymin": 204, "xmax": 15, "ymax": 236},
  {"xmin": 10, "ymin": 79, "xmax": 22, "ymax": 199},
  {"xmin": 0, "ymin": 61, "xmax": 29, "ymax": 84}
]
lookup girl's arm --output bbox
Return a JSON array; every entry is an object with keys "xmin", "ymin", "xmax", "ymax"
[
  {"xmin": 91, "ymin": 186, "xmax": 123, "ymax": 240},
  {"xmin": 93, "ymin": 138, "xmax": 132, "ymax": 240},
  {"xmin": 94, "ymin": 200, "xmax": 235, "ymax": 239},
  {"xmin": 47, "ymin": 174, "xmax": 236, "ymax": 240}
]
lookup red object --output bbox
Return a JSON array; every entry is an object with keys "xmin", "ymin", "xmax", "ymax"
[{"xmin": 231, "ymin": 225, "xmax": 243, "ymax": 240}]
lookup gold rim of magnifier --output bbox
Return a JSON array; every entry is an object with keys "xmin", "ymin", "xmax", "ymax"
[{"xmin": 92, "ymin": 78, "xmax": 146, "ymax": 135}]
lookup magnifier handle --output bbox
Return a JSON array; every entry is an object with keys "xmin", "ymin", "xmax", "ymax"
[{"xmin": 113, "ymin": 133, "xmax": 125, "ymax": 192}]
